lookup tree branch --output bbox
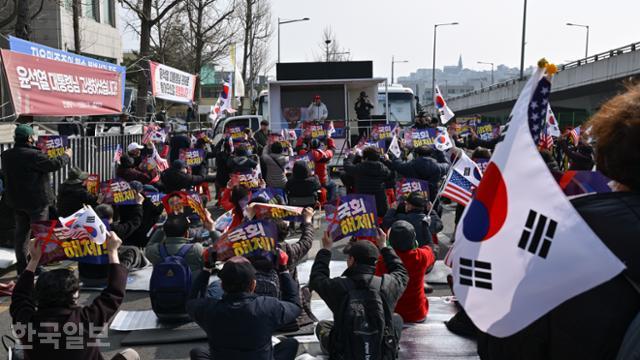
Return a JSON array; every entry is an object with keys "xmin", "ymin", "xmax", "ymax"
[
  {"xmin": 0, "ymin": 0, "xmax": 18, "ymax": 28},
  {"xmin": 202, "ymin": 7, "xmax": 234, "ymax": 34},
  {"xmin": 150, "ymin": 0, "xmax": 181, "ymax": 25},
  {"xmin": 30, "ymin": 0, "xmax": 45, "ymax": 20}
]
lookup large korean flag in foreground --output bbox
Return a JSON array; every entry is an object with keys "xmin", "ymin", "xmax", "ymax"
[{"xmin": 451, "ymin": 63, "xmax": 625, "ymax": 337}]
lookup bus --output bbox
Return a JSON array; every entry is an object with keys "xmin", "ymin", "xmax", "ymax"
[
  {"xmin": 375, "ymin": 85, "xmax": 415, "ymax": 126},
  {"xmin": 256, "ymin": 90, "xmax": 269, "ymax": 122}
]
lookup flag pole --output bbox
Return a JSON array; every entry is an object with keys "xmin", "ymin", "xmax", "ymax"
[{"xmin": 427, "ymin": 148, "xmax": 461, "ymax": 218}]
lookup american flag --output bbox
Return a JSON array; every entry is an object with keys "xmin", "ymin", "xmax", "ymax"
[
  {"xmin": 113, "ymin": 144, "xmax": 123, "ymax": 164},
  {"xmin": 538, "ymin": 124, "xmax": 554, "ymax": 150},
  {"xmin": 569, "ymin": 127, "xmax": 581, "ymax": 145},
  {"xmin": 527, "ymin": 77, "xmax": 552, "ymax": 144},
  {"xmin": 442, "ymin": 170, "xmax": 474, "ymax": 206}
]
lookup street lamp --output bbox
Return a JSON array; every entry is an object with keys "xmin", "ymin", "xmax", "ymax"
[
  {"xmin": 477, "ymin": 61, "xmax": 495, "ymax": 85},
  {"xmin": 432, "ymin": 22, "xmax": 459, "ymax": 102},
  {"xmin": 566, "ymin": 22, "xmax": 590, "ymax": 59},
  {"xmin": 391, "ymin": 56, "xmax": 408, "ymax": 84},
  {"xmin": 277, "ymin": 17, "xmax": 310, "ymax": 63}
]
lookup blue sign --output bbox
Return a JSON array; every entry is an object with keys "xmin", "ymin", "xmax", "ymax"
[{"xmin": 8, "ymin": 36, "xmax": 126, "ymax": 107}]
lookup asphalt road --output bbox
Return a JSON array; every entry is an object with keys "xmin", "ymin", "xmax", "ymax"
[{"xmin": 0, "ymin": 203, "xmax": 458, "ymax": 359}]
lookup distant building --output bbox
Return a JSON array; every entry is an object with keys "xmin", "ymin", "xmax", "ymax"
[
  {"xmin": 1, "ymin": 0, "xmax": 122, "ymax": 64},
  {"xmin": 398, "ymin": 56, "xmax": 522, "ymax": 105}
]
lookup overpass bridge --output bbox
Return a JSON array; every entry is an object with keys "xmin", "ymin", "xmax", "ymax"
[{"xmin": 447, "ymin": 42, "xmax": 640, "ymax": 126}]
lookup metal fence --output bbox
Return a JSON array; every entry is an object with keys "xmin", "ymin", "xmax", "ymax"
[{"xmin": 0, "ymin": 133, "xmax": 143, "ymax": 195}]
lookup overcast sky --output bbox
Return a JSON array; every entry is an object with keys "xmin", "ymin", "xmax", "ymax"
[{"xmin": 120, "ymin": 0, "xmax": 639, "ymax": 80}]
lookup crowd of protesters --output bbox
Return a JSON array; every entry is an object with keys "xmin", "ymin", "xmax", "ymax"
[{"xmin": 0, "ymin": 81, "xmax": 638, "ymax": 360}]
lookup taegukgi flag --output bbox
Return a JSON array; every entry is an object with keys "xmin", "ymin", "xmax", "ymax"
[
  {"xmin": 545, "ymin": 103, "xmax": 560, "ymax": 137},
  {"xmin": 434, "ymin": 85, "xmax": 455, "ymax": 124},
  {"xmin": 451, "ymin": 61, "xmax": 625, "ymax": 337}
]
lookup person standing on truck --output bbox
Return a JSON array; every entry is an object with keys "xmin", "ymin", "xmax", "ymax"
[
  {"xmin": 307, "ymin": 95, "xmax": 328, "ymax": 122},
  {"xmin": 355, "ymin": 91, "xmax": 374, "ymax": 120}
]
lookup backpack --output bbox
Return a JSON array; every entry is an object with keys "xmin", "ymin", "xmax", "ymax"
[
  {"xmin": 332, "ymin": 276, "xmax": 399, "ymax": 360},
  {"xmin": 150, "ymin": 243, "xmax": 193, "ymax": 315}
]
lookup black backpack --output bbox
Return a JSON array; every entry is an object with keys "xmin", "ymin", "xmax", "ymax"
[{"xmin": 332, "ymin": 276, "xmax": 399, "ymax": 360}]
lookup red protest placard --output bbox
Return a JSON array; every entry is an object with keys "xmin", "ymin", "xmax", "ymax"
[{"xmin": 0, "ymin": 49, "xmax": 123, "ymax": 116}]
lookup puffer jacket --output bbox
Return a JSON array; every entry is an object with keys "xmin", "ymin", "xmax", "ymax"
[
  {"xmin": 1, "ymin": 142, "xmax": 69, "ymax": 211},
  {"xmin": 388, "ymin": 154, "xmax": 450, "ymax": 202},
  {"xmin": 344, "ymin": 155, "xmax": 393, "ymax": 216},
  {"xmin": 261, "ymin": 151, "xmax": 288, "ymax": 189}
]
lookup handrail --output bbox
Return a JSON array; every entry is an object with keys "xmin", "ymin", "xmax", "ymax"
[{"xmin": 449, "ymin": 40, "xmax": 640, "ymax": 101}]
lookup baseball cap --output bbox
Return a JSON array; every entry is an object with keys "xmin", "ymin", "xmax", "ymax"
[
  {"xmin": 406, "ymin": 192, "xmax": 427, "ymax": 209},
  {"xmin": 127, "ymin": 142, "xmax": 144, "ymax": 152},
  {"xmin": 219, "ymin": 259, "xmax": 256, "ymax": 294},
  {"xmin": 389, "ymin": 220, "xmax": 417, "ymax": 252},
  {"xmin": 347, "ymin": 240, "xmax": 379, "ymax": 266},
  {"xmin": 15, "ymin": 124, "xmax": 34, "ymax": 139},
  {"xmin": 314, "ymin": 95, "xmax": 321, "ymax": 100}
]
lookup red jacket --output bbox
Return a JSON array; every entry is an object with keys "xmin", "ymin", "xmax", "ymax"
[
  {"xmin": 300, "ymin": 148, "xmax": 333, "ymax": 185},
  {"xmin": 375, "ymin": 246, "xmax": 435, "ymax": 323}
]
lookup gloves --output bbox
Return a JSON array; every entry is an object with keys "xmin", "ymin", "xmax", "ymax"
[{"xmin": 277, "ymin": 249, "xmax": 289, "ymax": 273}]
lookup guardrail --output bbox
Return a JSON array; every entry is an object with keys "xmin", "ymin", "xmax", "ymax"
[
  {"xmin": 0, "ymin": 133, "xmax": 143, "ymax": 195},
  {"xmin": 449, "ymin": 41, "xmax": 640, "ymax": 101}
]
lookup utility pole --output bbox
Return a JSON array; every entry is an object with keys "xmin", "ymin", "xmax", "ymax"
[{"xmin": 520, "ymin": 0, "xmax": 528, "ymax": 79}]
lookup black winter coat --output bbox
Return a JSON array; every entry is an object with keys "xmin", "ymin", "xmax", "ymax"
[
  {"xmin": 169, "ymin": 134, "xmax": 191, "ymax": 163},
  {"xmin": 160, "ymin": 168, "xmax": 209, "ymax": 193},
  {"xmin": 227, "ymin": 156, "xmax": 258, "ymax": 174},
  {"xmin": 344, "ymin": 156, "xmax": 393, "ymax": 217},
  {"xmin": 122, "ymin": 197, "xmax": 163, "ymax": 247},
  {"xmin": 388, "ymin": 155, "xmax": 449, "ymax": 201},
  {"xmin": 478, "ymin": 191, "xmax": 640, "ymax": 360},
  {"xmin": 309, "ymin": 247, "xmax": 409, "ymax": 336},
  {"xmin": 1, "ymin": 143, "xmax": 70, "ymax": 211},
  {"xmin": 187, "ymin": 271, "xmax": 301, "ymax": 360},
  {"xmin": 382, "ymin": 207, "xmax": 443, "ymax": 248},
  {"xmin": 56, "ymin": 182, "xmax": 98, "ymax": 217}
]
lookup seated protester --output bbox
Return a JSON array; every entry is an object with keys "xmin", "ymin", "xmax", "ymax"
[
  {"xmin": 10, "ymin": 233, "xmax": 140, "ymax": 360},
  {"xmin": 122, "ymin": 181, "xmax": 164, "ymax": 248},
  {"xmin": 145, "ymin": 214, "xmax": 205, "ymax": 283},
  {"xmin": 285, "ymin": 161, "xmax": 321, "ymax": 206},
  {"xmin": 116, "ymin": 155, "xmax": 153, "ymax": 184},
  {"xmin": 382, "ymin": 192, "xmax": 443, "ymax": 248},
  {"xmin": 187, "ymin": 256, "xmax": 301, "ymax": 360},
  {"xmin": 477, "ymin": 81, "xmax": 640, "ymax": 360},
  {"xmin": 207, "ymin": 208, "xmax": 315, "ymax": 301},
  {"xmin": 78, "ymin": 200, "xmax": 144, "ymax": 286},
  {"xmin": 262, "ymin": 142, "xmax": 289, "ymax": 189},
  {"xmin": 56, "ymin": 166, "xmax": 98, "ymax": 217},
  {"xmin": 375, "ymin": 221, "xmax": 435, "ymax": 323},
  {"xmin": 344, "ymin": 146, "xmax": 393, "ymax": 218},
  {"xmin": 161, "ymin": 159, "xmax": 215, "ymax": 194},
  {"xmin": 310, "ymin": 230, "xmax": 409, "ymax": 358},
  {"xmin": 300, "ymin": 139, "xmax": 337, "ymax": 202},
  {"xmin": 227, "ymin": 145, "xmax": 259, "ymax": 174},
  {"xmin": 561, "ymin": 136, "xmax": 595, "ymax": 170},
  {"xmin": 387, "ymin": 145, "xmax": 450, "ymax": 203}
]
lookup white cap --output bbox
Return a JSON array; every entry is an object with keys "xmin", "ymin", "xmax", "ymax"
[{"xmin": 127, "ymin": 142, "xmax": 144, "ymax": 152}]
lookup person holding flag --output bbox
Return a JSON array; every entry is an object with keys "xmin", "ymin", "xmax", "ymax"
[
  {"xmin": 450, "ymin": 60, "xmax": 639, "ymax": 359},
  {"xmin": 386, "ymin": 145, "xmax": 450, "ymax": 203}
]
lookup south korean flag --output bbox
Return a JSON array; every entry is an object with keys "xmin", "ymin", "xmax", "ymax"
[{"xmin": 450, "ymin": 61, "xmax": 625, "ymax": 337}]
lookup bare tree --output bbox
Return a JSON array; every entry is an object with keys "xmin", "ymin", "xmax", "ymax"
[
  {"xmin": 316, "ymin": 27, "xmax": 351, "ymax": 62},
  {"xmin": 183, "ymin": 0, "xmax": 236, "ymax": 101},
  {"xmin": 238, "ymin": 0, "xmax": 271, "ymax": 98},
  {"xmin": 71, "ymin": 0, "xmax": 80, "ymax": 54},
  {"xmin": 119, "ymin": 0, "xmax": 183, "ymax": 118},
  {"xmin": 9, "ymin": 0, "xmax": 45, "ymax": 39}
]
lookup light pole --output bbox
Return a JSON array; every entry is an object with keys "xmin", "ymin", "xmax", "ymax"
[
  {"xmin": 566, "ymin": 22, "xmax": 590, "ymax": 59},
  {"xmin": 277, "ymin": 17, "xmax": 310, "ymax": 63},
  {"xmin": 391, "ymin": 56, "xmax": 408, "ymax": 84},
  {"xmin": 477, "ymin": 61, "xmax": 494, "ymax": 85},
  {"xmin": 519, "ymin": 0, "xmax": 527, "ymax": 79},
  {"xmin": 432, "ymin": 22, "xmax": 459, "ymax": 102}
]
